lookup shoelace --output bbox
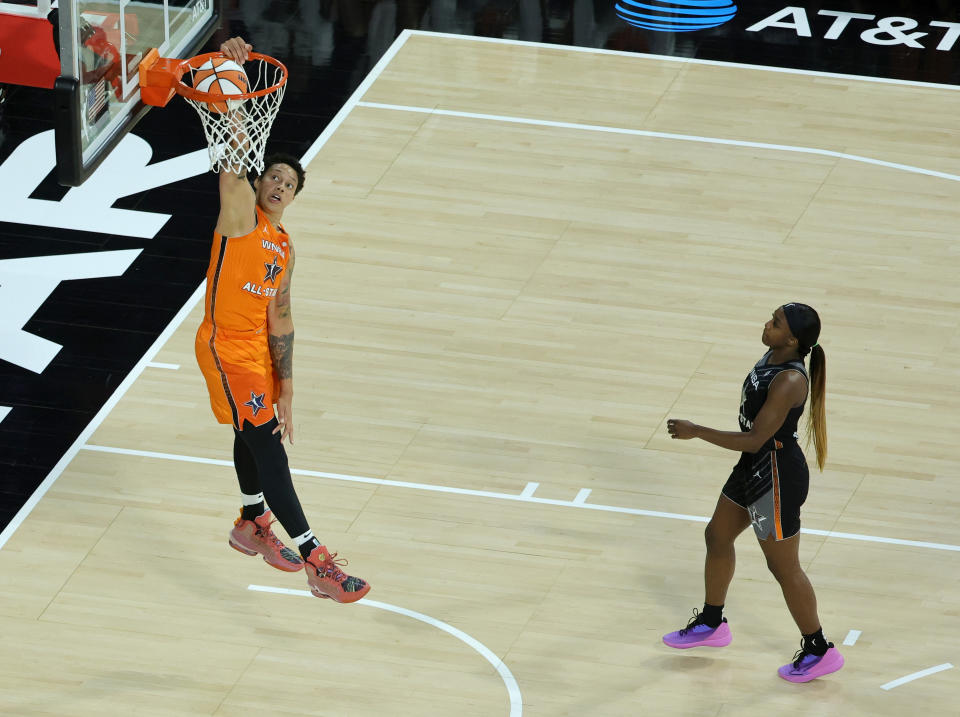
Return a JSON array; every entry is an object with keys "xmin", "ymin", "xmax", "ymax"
[
  {"xmin": 678, "ymin": 609, "xmax": 707, "ymax": 636},
  {"xmin": 791, "ymin": 637, "xmax": 829, "ymax": 669},
  {"xmin": 312, "ymin": 551, "xmax": 349, "ymax": 583},
  {"xmin": 255, "ymin": 520, "xmax": 287, "ymax": 551}
]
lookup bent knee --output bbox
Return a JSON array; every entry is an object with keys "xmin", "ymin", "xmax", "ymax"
[
  {"xmin": 705, "ymin": 521, "xmax": 736, "ymax": 551},
  {"xmin": 764, "ymin": 555, "xmax": 804, "ymax": 583}
]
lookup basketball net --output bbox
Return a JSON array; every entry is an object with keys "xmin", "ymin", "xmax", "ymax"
[{"xmin": 179, "ymin": 56, "xmax": 287, "ymax": 175}]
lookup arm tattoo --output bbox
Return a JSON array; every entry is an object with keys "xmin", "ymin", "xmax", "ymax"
[
  {"xmin": 275, "ymin": 282, "xmax": 292, "ymax": 319},
  {"xmin": 274, "ymin": 252, "xmax": 294, "ymax": 319},
  {"xmin": 268, "ymin": 331, "xmax": 294, "ymax": 379}
]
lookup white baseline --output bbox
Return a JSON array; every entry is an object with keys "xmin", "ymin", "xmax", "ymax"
[
  {"xmin": 357, "ymin": 101, "xmax": 960, "ymax": 185},
  {"xmin": 249, "ymin": 584, "xmax": 522, "ymax": 716},
  {"xmin": 80, "ymin": 444, "xmax": 960, "ymax": 554},
  {"xmin": 881, "ymin": 663, "xmax": 953, "ymax": 691}
]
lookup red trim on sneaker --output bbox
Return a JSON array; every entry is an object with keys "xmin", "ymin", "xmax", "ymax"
[
  {"xmin": 228, "ymin": 510, "xmax": 303, "ymax": 572},
  {"xmin": 303, "ymin": 545, "xmax": 371, "ymax": 604}
]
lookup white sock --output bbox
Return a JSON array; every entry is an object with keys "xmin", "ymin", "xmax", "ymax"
[
  {"xmin": 241, "ymin": 491, "xmax": 265, "ymax": 508},
  {"xmin": 294, "ymin": 529, "xmax": 319, "ymax": 551}
]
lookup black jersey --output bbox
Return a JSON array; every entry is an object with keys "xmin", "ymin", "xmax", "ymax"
[
  {"xmin": 732, "ymin": 351, "xmax": 809, "ymax": 504},
  {"xmin": 738, "ymin": 351, "xmax": 807, "ymax": 450}
]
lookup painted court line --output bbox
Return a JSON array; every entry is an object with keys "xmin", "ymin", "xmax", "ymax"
[
  {"xmin": 80, "ymin": 444, "xmax": 960, "ymax": 554},
  {"xmin": 357, "ymin": 101, "xmax": 960, "ymax": 184},
  {"xmin": 843, "ymin": 630, "xmax": 861, "ymax": 646},
  {"xmin": 146, "ymin": 362, "xmax": 180, "ymax": 370},
  {"xmin": 249, "ymin": 584, "xmax": 523, "ymax": 716},
  {"xmin": 572, "ymin": 489, "xmax": 591, "ymax": 505},
  {"xmin": 881, "ymin": 663, "xmax": 953, "ymax": 691},
  {"xmin": 407, "ymin": 30, "xmax": 960, "ymax": 92},
  {"xmin": 301, "ymin": 29, "xmax": 412, "ymax": 167},
  {"xmin": 0, "ymin": 280, "xmax": 203, "ymax": 552}
]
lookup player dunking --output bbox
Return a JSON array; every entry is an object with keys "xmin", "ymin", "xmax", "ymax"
[
  {"xmin": 194, "ymin": 36, "xmax": 369, "ymax": 603},
  {"xmin": 661, "ymin": 303, "xmax": 842, "ymax": 682}
]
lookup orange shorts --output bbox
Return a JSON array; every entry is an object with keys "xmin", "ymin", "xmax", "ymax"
[{"xmin": 195, "ymin": 321, "xmax": 279, "ymax": 428}]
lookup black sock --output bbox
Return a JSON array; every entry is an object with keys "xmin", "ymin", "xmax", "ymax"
[
  {"xmin": 298, "ymin": 536, "xmax": 321, "ymax": 560},
  {"xmin": 241, "ymin": 502, "xmax": 266, "ymax": 521},
  {"xmin": 803, "ymin": 627, "xmax": 830, "ymax": 656},
  {"xmin": 702, "ymin": 603, "xmax": 724, "ymax": 628}
]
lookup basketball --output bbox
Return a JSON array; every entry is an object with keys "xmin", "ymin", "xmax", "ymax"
[{"xmin": 191, "ymin": 57, "xmax": 248, "ymax": 113}]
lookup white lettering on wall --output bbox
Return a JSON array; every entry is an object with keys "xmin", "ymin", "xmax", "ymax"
[
  {"xmin": 817, "ymin": 10, "xmax": 874, "ymax": 40},
  {"xmin": 0, "ymin": 128, "xmax": 212, "ymax": 378},
  {"xmin": 0, "ymin": 250, "xmax": 143, "ymax": 373},
  {"xmin": 930, "ymin": 21, "xmax": 960, "ymax": 51},
  {"xmin": 745, "ymin": 7, "xmax": 811, "ymax": 37},
  {"xmin": 0, "ymin": 130, "xmax": 208, "ymax": 238},
  {"xmin": 747, "ymin": 7, "xmax": 960, "ymax": 52}
]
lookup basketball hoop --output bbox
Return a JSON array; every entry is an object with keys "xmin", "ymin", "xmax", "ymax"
[{"xmin": 138, "ymin": 49, "xmax": 288, "ymax": 175}]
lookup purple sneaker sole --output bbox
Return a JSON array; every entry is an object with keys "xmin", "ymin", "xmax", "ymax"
[
  {"xmin": 663, "ymin": 620, "xmax": 732, "ymax": 649},
  {"xmin": 778, "ymin": 647, "xmax": 844, "ymax": 683}
]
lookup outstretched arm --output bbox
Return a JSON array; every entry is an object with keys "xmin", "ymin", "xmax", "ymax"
[
  {"xmin": 267, "ymin": 245, "xmax": 295, "ymax": 443},
  {"xmin": 214, "ymin": 36, "xmax": 256, "ymax": 238},
  {"xmin": 667, "ymin": 371, "xmax": 807, "ymax": 454}
]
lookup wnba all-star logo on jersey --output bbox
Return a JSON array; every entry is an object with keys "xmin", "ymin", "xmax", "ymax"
[
  {"xmin": 614, "ymin": 0, "xmax": 737, "ymax": 32},
  {"xmin": 241, "ymin": 281, "xmax": 278, "ymax": 298},
  {"xmin": 243, "ymin": 391, "xmax": 266, "ymax": 416},
  {"xmin": 263, "ymin": 255, "xmax": 283, "ymax": 284},
  {"xmin": 261, "ymin": 238, "xmax": 284, "ymax": 254}
]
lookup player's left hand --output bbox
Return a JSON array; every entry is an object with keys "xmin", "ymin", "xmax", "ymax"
[
  {"xmin": 220, "ymin": 36, "xmax": 252, "ymax": 64},
  {"xmin": 667, "ymin": 419, "xmax": 697, "ymax": 440},
  {"xmin": 273, "ymin": 392, "xmax": 294, "ymax": 444}
]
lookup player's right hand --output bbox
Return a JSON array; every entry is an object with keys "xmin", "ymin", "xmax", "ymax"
[
  {"xmin": 667, "ymin": 418, "xmax": 697, "ymax": 440},
  {"xmin": 220, "ymin": 37, "xmax": 252, "ymax": 64},
  {"xmin": 273, "ymin": 391, "xmax": 294, "ymax": 445}
]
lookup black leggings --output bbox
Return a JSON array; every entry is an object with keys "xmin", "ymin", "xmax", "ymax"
[{"xmin": 233, "ymin": 418, "xmax": 310, "ymax": 539}]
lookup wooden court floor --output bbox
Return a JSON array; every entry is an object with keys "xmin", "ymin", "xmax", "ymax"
[{"xmin": 2, "ymin": 32, "xmax": 959, "ymax": 716}]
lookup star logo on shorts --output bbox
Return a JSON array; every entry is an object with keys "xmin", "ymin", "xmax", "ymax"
[
  {"xmin": 263, "ymin": 255, "xmax": 284, "ymax": 284},
  {"xmin": 244, "ymin": 391, "xmax": 266, "ymax": 416},
  {"xmin": 749, "ymin": 504, "xmax": 767, "ymax": 532}
]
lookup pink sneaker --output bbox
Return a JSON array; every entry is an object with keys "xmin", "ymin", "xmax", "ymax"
[
  {"xmin": 778, "ymin": 642, "xmax": 844, "ymax": 683},
  {"xmin": 303, "ymin": 545, "xmax": 370, "ymax": 603},
  {"xmin": 228, "ymin": 510, "xmax": 303, "ymax": 572},
  {"xmin": 663, "ymin": 610, "xmax": 732, "ymax": 649}
]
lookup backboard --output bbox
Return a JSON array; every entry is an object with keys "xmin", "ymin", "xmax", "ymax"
[{"xmin": 54, "ymin": 0, "xmax": 220, "ymax": 186}]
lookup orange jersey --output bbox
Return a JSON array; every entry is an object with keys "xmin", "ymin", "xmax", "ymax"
[
  {"xmin": 195, "ymin": 206, "xmax": 291, "ymax": 427},
  {"xmin": 202, "ymin": 206, "xmax": 291, "ymax": 332}
]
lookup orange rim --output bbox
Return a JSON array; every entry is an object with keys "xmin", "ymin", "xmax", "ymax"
[{"xmin": 174, "ymin": 52, "xmax": 288, "ymax": 102}]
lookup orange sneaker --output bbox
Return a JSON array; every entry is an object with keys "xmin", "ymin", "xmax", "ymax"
[
  {"xmin": 303, "ymin": 545, "xmax": 370, "ymax": 603},
  {"xmin": 229, "ymin": 510, "xmax": 303, "ymax": 572}
]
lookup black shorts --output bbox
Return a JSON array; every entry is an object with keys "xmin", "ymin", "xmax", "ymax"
[{"xmin": 722, "ymin": 445, "xmax": 809, "ymax": 541}]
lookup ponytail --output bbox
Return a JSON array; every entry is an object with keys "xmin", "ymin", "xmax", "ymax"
[
  {"xmin": 782, "ymin": 302, "xmax": 826, "ymax": 470},
  {"xmin": 806, "ymin": 344, "xmax": 827, "ymax": 471}
]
